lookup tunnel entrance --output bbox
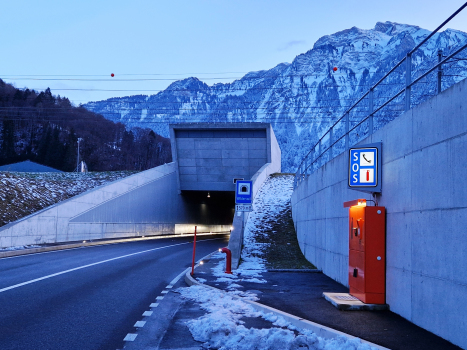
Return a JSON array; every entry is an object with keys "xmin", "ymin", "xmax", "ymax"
[{"xmin": 180, "ymin": 190, "xmax": 235, "ymax": 225}]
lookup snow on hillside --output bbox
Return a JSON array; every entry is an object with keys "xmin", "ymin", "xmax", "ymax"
[
  {"xmin": 0, "ymin": 171, "xmax": 137, "ymax": 227},
  {"xmin": 84, "ymin": 21, "xmax": 467, "ymax": 172}
]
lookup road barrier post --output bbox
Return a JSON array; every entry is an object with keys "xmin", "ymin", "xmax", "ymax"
[
  {"xmin": 219, "ymin": 247, "xmax": 232, "ymax": 274},
  {"xmin": 191, "ymin": 226, "xmax": 197, "ymax": 276}
]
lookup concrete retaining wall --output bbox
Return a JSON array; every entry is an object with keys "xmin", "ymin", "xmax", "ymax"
[
  {"xmin": 291, "ymin": 78, "xmax": 467, "ymax": 349},
  {"xmin": 0, "ymin": 163, "xmax": 232, "ymax": 247}
]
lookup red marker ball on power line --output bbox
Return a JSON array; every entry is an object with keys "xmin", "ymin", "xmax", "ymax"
[
  {"xmin": 333, "ymin": 67, "xmax": 338, "ymax": 72},
  {"xmin": 111, "ymin": 73, "xmax": 115, "ymax": 77}
]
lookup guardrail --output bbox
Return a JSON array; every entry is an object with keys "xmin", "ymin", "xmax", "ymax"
[{"xmin": 294, "ymin": 3, "xmax": 467, "ymax": 189}]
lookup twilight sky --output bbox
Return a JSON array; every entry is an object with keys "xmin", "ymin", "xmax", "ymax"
[{"xmin": 1, "ymin": 0, "xmax": 467, "ymax": 105}]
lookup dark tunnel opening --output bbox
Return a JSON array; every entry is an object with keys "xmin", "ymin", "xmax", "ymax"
[{"xmin": 180, "ymin": 190, "xmax": 236, "ymax": 225}]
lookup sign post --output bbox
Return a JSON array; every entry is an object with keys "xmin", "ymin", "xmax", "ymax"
[
  {"xmin": 348, "ymin": 143, "xmax": 382, "ymax": 193},
  {"xmin": 235, "ymin": 180, "xmax": 253, "ymax": 212}
]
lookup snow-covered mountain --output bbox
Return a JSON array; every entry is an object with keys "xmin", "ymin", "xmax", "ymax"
[{"xmin": 84, "ymin": 22, "xmax": 467, "ymax": 172}]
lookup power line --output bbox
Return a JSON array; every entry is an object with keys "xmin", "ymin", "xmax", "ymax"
[
  {"xmin": 14, "ymin": 81, "xmax": 416, "ymax": 94},
  {"xmin": 0, "ymin": 68, "xmax": 403, "ymax": 80},
  {"xmin": 0, "ymin": 94, "xmax": 402, "ymax": 111},
  {"xmin": 0, "ymin": 106, "xmax": 406, "ymax": 122}
]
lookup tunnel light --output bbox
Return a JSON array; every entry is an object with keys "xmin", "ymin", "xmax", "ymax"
[
  {"xmin": 207, "ymin": 192, "xmax": 210, "ymax": 198},
  {"xmin": 200, "ymin": 261, "xmax": 204, "ymax": 265}
]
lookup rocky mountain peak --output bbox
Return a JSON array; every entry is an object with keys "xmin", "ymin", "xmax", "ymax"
[{"xmin": 84, "ymin": 22, "xmax": 467, "ymax": 172}]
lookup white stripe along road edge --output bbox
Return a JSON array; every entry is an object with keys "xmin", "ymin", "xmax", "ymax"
[
  {"xmin": 0, "ymin": 241, "xmax": 192, "ymax": 294},
  {"xmin": 0, "ymin": 237, "xmax": 225, "ymax": 294}
]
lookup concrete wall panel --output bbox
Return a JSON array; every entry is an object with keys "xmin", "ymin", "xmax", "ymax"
[
  {"xmin": 451, "ymin": 136, "xmax": 467, "ymax": 207},
  {"xmin": 179, "ymin": 167, "xmax": 197, "ymax": 175},
  {"xmin": 178, "ymin": 158, "xmax": 196, "ymax": 167},
  {"xmin": 411, "ymin": 274, "xmax": 467, "ymax": 348},
  {"xmin": 178, "ymin": 149, "xmax": 196, "ymax": 158},
  {"xmin": 248, "ymin": 139, "xmax": 267, "ymax": 150},
  {"xmin": 195, "ymin": 158, "xmax": 223, "ymax": 167},
  {"xmin": 194, "ymin": 140, "xmax": 223, "ymax": 150},
  {"xmin": 176, "ymin": 139, "xmax": 195, "ymax": 149},
  {"xmin": 385, "ymin": 267, "xmax": 412, "ymax": 320},
  {"xmin": 291, "ymin": 78, "xmax": 467, "ymax": 349},
  {"xmin": 195, "ymin": 149, "xmax": 222, "ymax": 159},
  {"xmin": 222, "ymin": 149, "xmax": 249, "ymax": 159},
  {"xmin": 171, "ymin": 123, "xmax": 274, "ymax": 192},
  {"xmin": 221, "ymin": 139, "xmax": 249, "ymax": 150}
]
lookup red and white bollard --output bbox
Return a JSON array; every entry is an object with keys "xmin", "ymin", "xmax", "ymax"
[{"xmin": 219, "ymin": 247, "xmax": 232, "ymax": 274}]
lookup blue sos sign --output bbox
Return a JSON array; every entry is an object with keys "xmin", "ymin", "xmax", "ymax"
[{"xmin": 348, "ymin": 143, "xmax": 382, "ymax": 193}]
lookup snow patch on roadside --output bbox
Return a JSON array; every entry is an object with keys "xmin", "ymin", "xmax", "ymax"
[{"xmin": 179, "ymin": 285, "xmax": 379, "ymax": 350}]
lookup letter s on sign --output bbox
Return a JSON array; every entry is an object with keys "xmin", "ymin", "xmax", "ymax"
[
  {"xmin": 353, "ymin": 152, "xmax": 359, "ymax": 162},
  {"xmin": 353, "ymin": 174, "xmax": 358, "ymax": 183}
]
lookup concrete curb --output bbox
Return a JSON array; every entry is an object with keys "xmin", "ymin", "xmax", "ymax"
[
  {"xmin": 185, "ymin": 260, "xmax": 390, "ymax": 350},
  {"xmin": 0, "ymin": 232, "xmax": 224, "ymax": 259}
]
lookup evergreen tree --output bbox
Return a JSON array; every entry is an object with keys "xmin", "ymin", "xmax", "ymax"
[{"xmin": 0, "ymin": 118, "xmax": 16, "ymax": 164}]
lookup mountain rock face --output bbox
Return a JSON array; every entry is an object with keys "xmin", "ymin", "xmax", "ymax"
[{"xmin": 84, "ymin": 22, "xmax": 467, "ymax": 172}]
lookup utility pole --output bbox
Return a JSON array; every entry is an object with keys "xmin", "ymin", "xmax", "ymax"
[{"xmin": 76, "ymin": 138, "xmax": 83, "ymax": 172}]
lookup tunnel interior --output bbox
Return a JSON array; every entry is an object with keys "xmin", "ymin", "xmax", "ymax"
[{"xmin": 180, "ymin": 190, "xmax": 235, "ymax": 225}]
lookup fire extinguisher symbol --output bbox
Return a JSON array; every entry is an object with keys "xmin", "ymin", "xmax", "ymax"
[{"xmin": 359, "ymin": 169, "xmax": 374, "ymax": 183}]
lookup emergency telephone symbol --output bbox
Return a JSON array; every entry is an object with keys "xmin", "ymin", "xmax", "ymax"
[{"xmin": 360, "ymin": 152, "xmax": 374, "ymax": 166}]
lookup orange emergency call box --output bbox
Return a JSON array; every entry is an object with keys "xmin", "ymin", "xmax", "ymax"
[{"xmin": 344, "ymin": 199, "xmax": 386, "ymax": 304}]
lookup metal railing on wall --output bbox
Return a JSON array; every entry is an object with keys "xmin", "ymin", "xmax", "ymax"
[{"xmin": 294, "ymin": 3, "xmax": 467, "ymax": 189}]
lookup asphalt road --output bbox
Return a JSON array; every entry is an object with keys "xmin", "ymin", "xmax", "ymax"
[{"xmin": 0, "ymin": 234, "xmax": 229, "ymax": 350}]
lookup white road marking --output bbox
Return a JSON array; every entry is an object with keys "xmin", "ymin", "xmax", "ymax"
[
  {"xmin": 150, "ymin": 303, "xmax": 159, "ymax": 308},
  {"xmin": 166, "ymin": 285, "xmax": 173, "ymax": 289},
  {"xmin": 142, "ymin": 311, "xmax": 153, "ymax": 316},
  {"xmin": 161, "ymin": 290, "xmax": 168, "ymax": 294},
  {"xmin": 156, "ymin": 296, "xmax": 164, "ymax": 301},
  {"xmin": 123, "ymin": 334, "xmax": 137, "ymax": 341},
  {"xmin": 0, "ymin": 241, "xmax": 192, "ymax": 294},
  {"xmin": 134, "ymin": 321, "xmax": 146, "ymax": 328}
]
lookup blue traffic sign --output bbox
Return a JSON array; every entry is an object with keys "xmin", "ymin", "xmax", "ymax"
[
  {"xmin": 348, "ymin": 143, "xmax": 382, "ymax": 193},
  {"xmin": 235, "ymin": 180, "xmax": 253, "ymax": 204}
]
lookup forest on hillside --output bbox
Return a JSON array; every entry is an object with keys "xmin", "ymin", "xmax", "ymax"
[{"xmin": 0, "ymin": 79, "xmax": 172, "ymax": 172}]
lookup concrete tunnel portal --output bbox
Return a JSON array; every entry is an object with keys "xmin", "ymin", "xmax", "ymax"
[{"xmin": 166, "ymin": 123, "xmax": 280, "ymax": 234}]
